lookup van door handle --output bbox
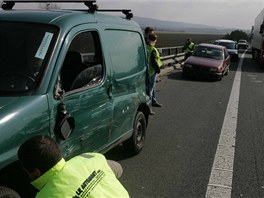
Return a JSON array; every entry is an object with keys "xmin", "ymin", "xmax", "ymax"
[{"xmin": 107, "ymin": 84, "xmax": 113, "ymax": 99}]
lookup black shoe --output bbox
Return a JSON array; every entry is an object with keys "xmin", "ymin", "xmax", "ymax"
[{"xmin": 152, "ymin": 102, "xmax": 162, "ymax": 107}]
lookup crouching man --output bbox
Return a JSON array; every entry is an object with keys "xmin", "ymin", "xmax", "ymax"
[{"xmin": 17, "ymin": 135, "xmax": 129, "ymax": 198}]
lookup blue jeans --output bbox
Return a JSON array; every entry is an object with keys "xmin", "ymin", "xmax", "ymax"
[{"xmin": 149, "ymin": 74, "xmax": 157, "ymax": 104}]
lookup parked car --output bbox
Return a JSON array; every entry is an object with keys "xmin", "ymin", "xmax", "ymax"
[
  {"xmin": 237, "ymin": 39, "xmax": 249, "ymax": 49},
  {"xmin": 182, "ymin": 43, "xmax": 230, "ymax": 81},
  {"xmin": 0, "ymin": 0, "xmax": 151, "ymax": 197},
  {"xmin": 214, "ymin": 39, "xmax": 238, "ymax": 61}
]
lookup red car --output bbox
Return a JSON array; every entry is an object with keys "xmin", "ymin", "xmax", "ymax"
[{"xmin": 182, "ymin": 43, "xmax": 230, "ymax": 80}]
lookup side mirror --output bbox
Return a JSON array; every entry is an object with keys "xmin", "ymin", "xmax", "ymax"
[{"xmin": 55, "ymin": 103, "xmax": 75, "ymax": 140}]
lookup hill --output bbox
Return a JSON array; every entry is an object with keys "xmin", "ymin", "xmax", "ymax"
[{"xmin": 133, "ymin": 16, "xmax": 247, "ymax": 35}]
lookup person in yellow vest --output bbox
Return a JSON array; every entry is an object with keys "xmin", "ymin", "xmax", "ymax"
[
  {"xmin": 147, "ymin": 33, "xmax": 163, "ymax": 111},
  {"xmin": 17, "ymin": 135, "xmax": 129, "ymax": 198},
  {"xmin": 183, "ymin": 38, "xmax": 195, "ymax": 61}
]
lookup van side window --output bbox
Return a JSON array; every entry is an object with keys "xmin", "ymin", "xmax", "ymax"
[
  {"xmin": 60, "ymin": 31, "xmax": 103, "ymax": 92},
  {"xmin": 106, "ymin": 30, "xmax": 145, "ymax": 79}
]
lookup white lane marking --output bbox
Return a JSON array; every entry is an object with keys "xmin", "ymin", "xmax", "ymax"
[{"xmin": 205, "ymin": 51, "xmax": 247, "ymax": 198}]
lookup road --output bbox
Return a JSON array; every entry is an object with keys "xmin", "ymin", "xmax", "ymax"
[{"xmin": 106, "ymin": 51, "xmax": 264, "ymax": 198}]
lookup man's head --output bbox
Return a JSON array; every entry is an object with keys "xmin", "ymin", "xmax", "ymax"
[
  {"xmin": 18, "ymin": 135, "xmax": 62, "ymax": 181},
  {"xmin": 144, "ymin": 27, "xmax": 154, "ymax": 39},
  {"xmin": 148, "ymin": 33, "xmax": 158, "ymax": 45}
]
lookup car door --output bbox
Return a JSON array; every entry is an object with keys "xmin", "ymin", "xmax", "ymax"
[{"xmin": 50, "ymin": 29, "xmax": 113, "ymax": 159}]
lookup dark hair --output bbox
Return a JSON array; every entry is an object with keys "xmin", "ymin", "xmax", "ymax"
[
  {"xmin": 148, "ymin": 33, "xmax": 158, "ymax": 42},
  {"xmin": 144, "ymin": 27, "xmax": 154, "ymax": 34},
  {"xmin": 18, "ymin": 135, "xmax": 62, "ymax": 173}
]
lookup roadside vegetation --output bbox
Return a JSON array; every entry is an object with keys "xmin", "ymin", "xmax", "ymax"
[{"xmin": 223, "ymin": 30, "xmax": 250, "ymax": 42}]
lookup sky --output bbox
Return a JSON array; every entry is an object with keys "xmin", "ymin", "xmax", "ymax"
[
  {"xmin": 1, "ymin": 0, "xmax": 264, "ymax": 30},
  {"xmin": 96, "ymin": 0, "xmax": 264, "ymax": 30}
]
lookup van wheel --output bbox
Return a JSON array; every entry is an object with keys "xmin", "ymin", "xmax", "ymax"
[
  {"xmin": 0, "ymin": 186, "xmax": 20, "ymax": 198},
  {"xmin": 123, "ymin": 111, "xmax": 146, "ymax": 155}
]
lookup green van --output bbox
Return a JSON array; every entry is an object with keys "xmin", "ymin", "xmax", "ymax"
[{"xmin": 0, "ymin": 0, "xmax": 151, "ymax": 196}]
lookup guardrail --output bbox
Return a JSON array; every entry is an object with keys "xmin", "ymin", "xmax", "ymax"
[{"xmin": 158, "ymin": 46, "xmax": 185, "ymax": 66}]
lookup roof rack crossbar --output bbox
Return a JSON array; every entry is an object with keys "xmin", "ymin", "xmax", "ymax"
[
  {"xmin": 2, "ymin": 0, "xmax": 96, "ymax": 2},
  {"xmin": 1, "ymin": 0, "xmax": 134, "ymax": 19},
  {"xmin": 97, "ymin": 9, "xmax": 133, "ymax": 20},
  {"xmin": 1, "ymin": 0, "xmax": 96, "ymax": 10}
]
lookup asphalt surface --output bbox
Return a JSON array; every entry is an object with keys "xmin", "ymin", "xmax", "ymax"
[{"xmin": 105, "ymin": 51, "xmax": 264, "ymax": 198}]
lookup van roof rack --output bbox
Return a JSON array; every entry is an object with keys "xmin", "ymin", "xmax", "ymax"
[
  {"xmin": 1, "ymin": 0, "xmax": 96, "ymax": 10},
  {"xmin": 97, "ymin": 9, "xmax": 133, "ymax": 20},
  {"xmin": 1, "ymin": 0, "xmax": 133, "ymax": 19}
]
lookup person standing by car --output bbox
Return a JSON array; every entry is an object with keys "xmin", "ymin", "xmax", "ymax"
[
  {"xmin": 17, "ymin": 135, "xmax": 129, "ymax": 198},
  {"xmin": 144, "ymin": 27, "xmax": 154, "ymax": 44},
  {"xmin": 147, "ymin": 33, "xmax": 163, "ymax": 108},
  {"xmin": 183, "ymin": 38, "xmax": 195, "ymax": 61}
]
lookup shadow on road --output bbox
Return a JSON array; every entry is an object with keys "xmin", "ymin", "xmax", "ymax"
[
  {"xmin": 166, "ymin": 70, "xmax": 184, "ymax": 81},
  {"xmin": 239, "ymin": 51, "xmax": 264, "ymax": 73},
  {"xmin": 104, "ymin": 145, "xmax": 134, "ymax": 161}
]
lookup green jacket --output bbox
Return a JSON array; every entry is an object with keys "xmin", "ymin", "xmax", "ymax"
[
  {"xmin": 31, "ymin": 153, "xmax": 129, "ymax": 198},
  {"xmin": 147, "ymin": 44, "xmax": 163, "ymax": 77}
]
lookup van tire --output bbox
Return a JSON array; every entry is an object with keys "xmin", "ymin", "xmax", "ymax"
[
  {"xmin": 123, "ymin": 111, "xmax": 146, "ymax": 155},
  {"xmin": 0, "ymin": 186, "xmax": 20, "ymax": 198}
]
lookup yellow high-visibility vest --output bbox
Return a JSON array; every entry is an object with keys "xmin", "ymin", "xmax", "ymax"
[
  {"xmin": 184, "ymin": 42, "xmax": 195, "ymax": 53},
  {"xmin": 147, "ymin": 44, "xmax": 163, "ymax": 77},
  {"xmin": 31, "ymin": 153, "xmax": 129, "ymax": 198}
]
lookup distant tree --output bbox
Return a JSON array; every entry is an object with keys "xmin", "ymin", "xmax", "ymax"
[{"xmin": 224, "ymin": 30, "xmax": 249, "ymax": 42}]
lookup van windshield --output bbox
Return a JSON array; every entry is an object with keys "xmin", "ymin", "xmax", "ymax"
[{"xmin": 0, "ymin": 22, "xmax": 58, "ymax": 94}]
